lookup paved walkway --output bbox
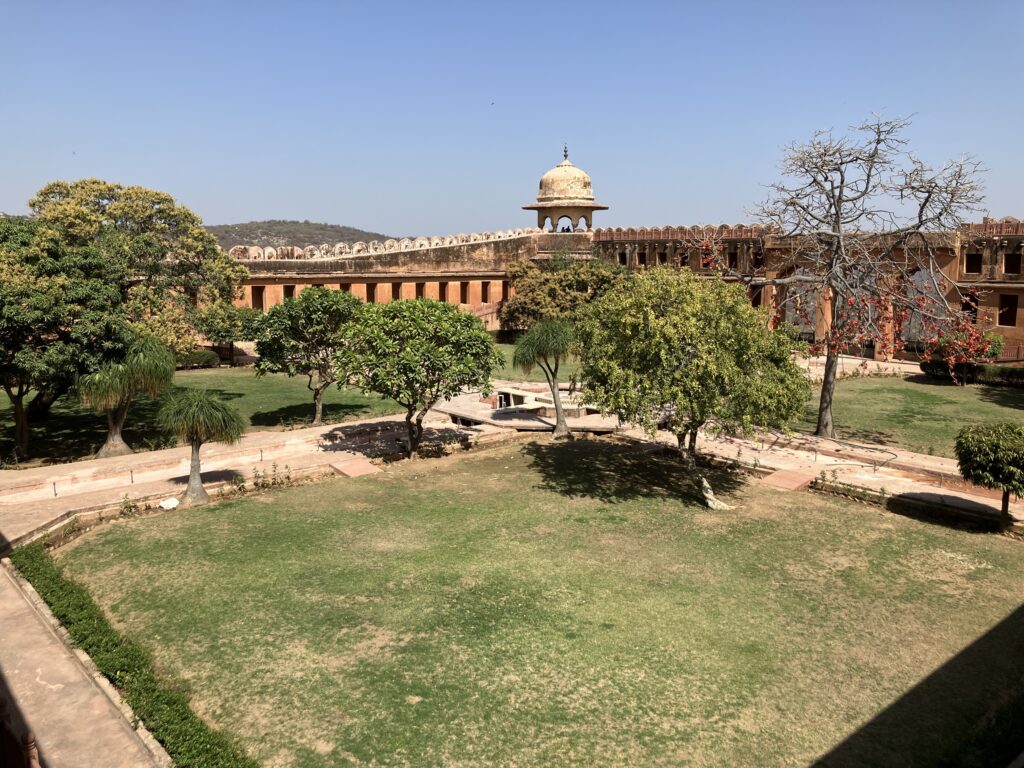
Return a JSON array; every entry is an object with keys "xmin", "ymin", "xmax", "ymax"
[{"xmin": 0, "ymin": 563, "xmax": 165, "ymax": 767}]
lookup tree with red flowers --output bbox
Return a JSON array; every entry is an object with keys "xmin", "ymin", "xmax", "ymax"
[{"xmin": 752, "ymin": 116, "xmax": 984, "ymax": 437}]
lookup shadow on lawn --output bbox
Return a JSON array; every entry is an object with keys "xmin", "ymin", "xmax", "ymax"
[
  {"xmin": 522, "ymin": 439, "xmax": 744, "ymax": 504},
  {"xmin": 976, "ymin": 384, "xmax": 1024, "ymax": 412},
  {"xmin": 250, "ymin": 402, "xmax": 373, "ymax": 428},
  {"xmin": 813, "ymin": 603, "xmax": 1024, "ymax": 767}
]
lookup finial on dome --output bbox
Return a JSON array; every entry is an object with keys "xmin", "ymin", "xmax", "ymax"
[{"xmin": 563, "ymin": 143, "xmax": 568, "ymax": 161}]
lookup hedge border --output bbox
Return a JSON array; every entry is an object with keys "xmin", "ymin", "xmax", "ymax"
[{"xmin": 8, "ymin": 543, "xmax": 257, "ymax": 768}]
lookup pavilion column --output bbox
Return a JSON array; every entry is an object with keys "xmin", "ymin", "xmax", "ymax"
[
  {"xmin": 424, "ymin": 281, "xmax": 440, "ymax": 300},
  {"xmin": 400, "ymin": 282, "xmax": 417, "ymax": 300},
  {"xmin": 350, "ymin": 283, "xmax": 367, "ymax": 302},
  {"xmin": 814, "ymin": 286, "xmax": 833, "ymax": 342}
]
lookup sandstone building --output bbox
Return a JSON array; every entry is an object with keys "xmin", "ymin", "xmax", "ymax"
[{"xmin": 230, "ymin": 153, "xmax": 1024, "ymax": 355}]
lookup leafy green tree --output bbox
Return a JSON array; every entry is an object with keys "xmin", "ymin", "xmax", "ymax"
[
  {"xmin": 577, "ymin": 268, "xmax": 810, "ymax": 508},
  {"xmin": 0, "ymin": 250, "xmax": 76, "ymax": 456},
  {"xmin": 77, "ymin": 336, "xmax": 176, "ymax": 458},
  {"xmin": 29, "ymin": 179, "xmax": 247, "ymax": 306},
  {"xmin": 347, "ymin": 300, "xmax": 503, "ymax": 458},
  {"xmin": 513, "ymin": 319, "xmax": 574, "ymax": 440},
  {"xmin": 157, "ymin": 388, "xmax": 245, "ymax": 507},
  {"xmin": 955, "ymin": 423, "xmax": 1024, "ymax": 525},
  {"xmin": 254, "ymin": 288, "xmax": 362, "ymax": 425},
  {"xmin": 500, "ymin": 256, "xmax": 623, "ymax": 330},
  {"xmin": 196, "ymin": 303, "xmax": 261, "ymax": 366}
]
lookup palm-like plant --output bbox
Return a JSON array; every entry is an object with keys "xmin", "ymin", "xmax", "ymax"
[
  {"xmin": 157, "ymin": 388, "xmax": 245, "ymax": 506},
  {"xmin": 78, "ymin": 335, "xmax": 176, "ymax": 458},
  {"xmin": 512, "ymin": 318, "xmax": 574, "ymax": 440}
]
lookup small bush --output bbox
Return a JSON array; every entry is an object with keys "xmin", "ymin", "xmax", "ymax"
[
  {"xmin": 9, "ymin": 543, "xmax": 257, "ymax": 768},
  {"xmin": 920, "ymin": 361, "xmax": 1024, "ymax": 389},
  {"xmin": 176, "ymin": 349, "xmax": 221, "ymax": 370}
]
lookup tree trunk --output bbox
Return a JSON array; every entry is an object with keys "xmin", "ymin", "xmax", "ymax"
[
  {"xmin": 405, "ymin": 411, "xmax": 424, "ymax": 460},
  {"xmin": 10, "ymin": 393, "xmax": 28, "ymax": 458},
  {"xmin": 815, "ymin": 347, "xmax": 839, "ymax": 438},
  {"xmin": 96, "ymin": 400, "xmax": 134, "ymax": 458},
  {"xmin": 676, "ymin": 430, "xmax": 732, "ymax": 510},
  {"xmin": 312, "ymin": 387, "xmax": 324, "ymax": 426},
  {"xmin": 179, "ymin": 440, "xmax": 209, "ymax": 507},
  {"xmin": 1002, "ymin": 488, "xmax": 1012, "ymax": 527},
  {"xmin": 27, "ymin": 383, "xmax": 69, "ymax": 421},
  {"xmin": 544, "ymin": 372, "xmax": 571, "ymax": 440}
]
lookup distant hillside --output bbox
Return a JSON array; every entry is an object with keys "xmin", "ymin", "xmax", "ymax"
[{"xmin": 206, "ymin": 220, "xmax": 392, "ymax": 250}]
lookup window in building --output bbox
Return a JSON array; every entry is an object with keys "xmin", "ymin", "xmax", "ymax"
[
  {"xmin": 415, "ymin": 282, "xmax": 425, "ymax": 299},
  {"xmin": 312, "ymin": 283, "xmax": 324, "ymax": 288},
  {"xmin": 998, "ymin": 294, "xmax": 1019, "ymax": 327},
  {"xmin": 1005, "ymin": 251, "xmax": 1023, "ymax": 275},
  {"xmin": 283, "ymin": 285, "xmax": 295, "ymax": 300},
  {"xmin": 392, "ymin": 283, "xmax": 402, "ymax": 301},
  {"xmin": 340, "ymin": 283, "xmax": 351, "ymax": 293},
  {"xmin": 460, "ymin": 282, "xmax": 469, "ymax": 304},
  {"xmin": 481, "ymin": 281, "xmax": 491, "ymax": 302},
  {"xmin": 964, "ymin": 252, "xmax": 983, "ymax": 274},
  {"xmin": 961, "ymin": 296, "xmax": 979, "ymax": 322},
  {"xmin": 366, "ymin": 283, "xmax": 377, "ymax": 304},
  {"xmin": 750, "ymin": 286, "xmax": 763, "ymax": 308},
  {"xmin": 618, "ymin": 251, "xmax": 627, "ymax": 266},
  {"xmin": 753, "ymin": 250, "xmax": 765, "ymax": 269},
  {"xmin": 657, "ymin": 252, "xmax": 668, "ymax": 265},
  {"xmin": 440, "ymin": 282, "xmax": 449, "ymax": 302},
  {"xmin": 727, "ymin": 250, "xmax": 739, "ymax": 270},
  {"xmin": 501, "ymin": 281, "xmax": 510, "ymax": 302},
  {"xmin": 637, "ymin": 252, "xmax": 647, "ymax": 267},
  {"xmin": 251, "ymin": 286, "xmax": 265, "ymax": 312}
]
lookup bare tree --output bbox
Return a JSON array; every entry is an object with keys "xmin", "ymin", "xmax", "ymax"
[{"xmin": 753, "ymin": 116, "xmax": 984, "ymax": 437}]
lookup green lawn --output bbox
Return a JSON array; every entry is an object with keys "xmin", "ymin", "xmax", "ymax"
[
  {"xmin": 0, "ymin": 368, "xmax": 402, "ymax": 466},
  {"xmin": 800, "ymin": 376, "xmax": 1024, "ymax": 457},
  {"xmin": 55, "ymin": 440, "xmax": 1024, "ymax": 767}
]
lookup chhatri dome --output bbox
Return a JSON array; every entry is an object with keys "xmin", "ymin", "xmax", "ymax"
[{"xmin": 523, "ymin": 145, "xmax": 608, "ymax": 231}]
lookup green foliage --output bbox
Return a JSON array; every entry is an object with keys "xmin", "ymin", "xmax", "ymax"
[
  {"xmin": 254, "ymin": 287, "xmax": 363, "ymax": 423},
  {"xmin": 78, "ymin": 335, "xmax": 176, "ymax": 412},
  {"xmin": 577, "ymin": 268, "xmax": 810, "ymax": 447},
  {"xmin": 499, "ymin": 257, "xmax": 624, "ymax": 330},
  {"xmin": 955, "ymin": 423, "xmax": 1024, "ymax": 518},
  {"xmin": 204, "ymin": 220, "xmax": 391, "ymax": 250},
  {"xmin": 512, "ymin": 318, "xmax": 573, "ymax": 376},
  {"xmin": 176, "ymin": 349, "xmax": 221, "ymax": 370},
  {"xmin": 347, "ymin": 300, "xmax": 503, "ymax": 454},
  {"xmin": 921, "ymin": 360, "xmax": 1024, "ymax": 389},
  {"xmin": 157, "ymin": 388, "xmax": 245, "ymax": 447},
  {"xmin": 9, "ymin": 543, "xmax": 257, "ymax": 767},
  {"xmin": 194, "ymin": 303, "xmax": 261, "ymax": 345}
]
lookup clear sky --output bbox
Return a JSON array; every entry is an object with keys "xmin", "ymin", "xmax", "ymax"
[{"xmin": 3, "ymin": 0, "xmax": 1021, "ymax": 236}]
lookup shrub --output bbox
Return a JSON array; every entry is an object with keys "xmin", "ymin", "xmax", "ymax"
[
  {"xmin": 954, "ymin": 423, "xmax": 1024, "ymax": 524},
  {"xmin": 176, "ymin": 349, "xmax": 221, "ymax": 370},
  {"xmin": 9, "ymin": 543, "xmax": 257, "ymax": 767},
  {"xmin": 921, "ymin": 361, "xmax": 1024, "ymax": 388}
]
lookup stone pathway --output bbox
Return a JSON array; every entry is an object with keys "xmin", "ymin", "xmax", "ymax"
[{"xmin": 0, "ymin": 563, "xmax": 166, "ymax": 767}]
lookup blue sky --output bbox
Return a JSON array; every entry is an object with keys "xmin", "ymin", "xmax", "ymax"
[{"xmin": 3, "ymin": 1, "xmax": 1021, "ymax": 236}]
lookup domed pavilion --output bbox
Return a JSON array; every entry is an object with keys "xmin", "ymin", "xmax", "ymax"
[{"xmin": 523, "ymin": 146, "xmax": 608, "ymax": 231}]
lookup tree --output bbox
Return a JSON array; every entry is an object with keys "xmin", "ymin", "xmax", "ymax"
[
  {"xmin": 955, "ymin": 423, "xmax": 1024, "ymax": 526},
  {"xmin": 157, "ymin": 388, "xmax": 245, "ymax": 507},
  {"xmin": 0, "ymin": 251, "xmax": 76, "ymax": 456},
  {"xmin": 754, "ymin": 116, "xmax": 983, "ymax": 437},
  {"xmin": 346, "ymin": 300, "xmax": 504, "ymax": 458},
  {"xmin": 195, "ymin": 303, "xmax": 261, "ymax": 366},
  {"xmin": 77, "ymin": 335, "xmax": 176, "ymax": 458},
  {"xmin": 254, "ymin": 287, "xmax": 362, "ymax": 425},
  {"xmin": 500, "ymin": 256, "xmax": 623, "ymax": 330},
  {"xmin": 512, "ymin": 319, "xmax": 574, "ymax": 440},
  {"xmin": 924, "ymin": 315, "xmax": 1003, "ymax": 384},
  {"xmin": 577, "ymin": 268, "xmax": 809, "ymax": 509},
  {"xmin": 29, "ymin": 179, "xmax": 247, "ymax": 306}
]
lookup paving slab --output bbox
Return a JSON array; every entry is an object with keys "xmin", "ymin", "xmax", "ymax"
[
  {"xmin": 330, "ymin": 457, "xmax": 381, "ymax": 478},
  {"xmin": 0, "ymin": 565, "xmax": 162, "ymax": 767},
  {"xmin": 760, "ymin": 469, "xmax": 816, "ymax": 491}
]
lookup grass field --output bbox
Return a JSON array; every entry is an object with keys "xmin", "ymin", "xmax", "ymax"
[
  {"xmin": 0, "ymin": 368, "xmax": 402, "ymax": 466},
  {"xmin": 799, "ymin": 376, "xmax": 1024, "ymax": 457},
  {"xmin": 55, "ymin": 439, "xmax": 1024, "ymax": 767}
]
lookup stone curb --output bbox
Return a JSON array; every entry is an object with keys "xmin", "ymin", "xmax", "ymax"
[{"xmin": 0, "ymin": 559, "xmax": 172, "ymax": 767}]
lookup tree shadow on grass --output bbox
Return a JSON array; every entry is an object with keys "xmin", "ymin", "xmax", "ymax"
[
  {"xmin": 249, "ymin": 402, "xmax": 373, "ymax": 429},
  {"xmin": 813, "ymin": 603, "xmax": 1024, "ymax": 767},
  {"xmin": 976, "ymin": 384, "xmax": 1024, "ymax": 412},
  {"xmin": 521, "ymin": 439, "xmax": 745, "ymax": 504}
]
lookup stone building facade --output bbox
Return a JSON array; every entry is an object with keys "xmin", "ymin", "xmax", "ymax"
[{"xmin": 229, "ymin": 153, "xmax": 1024, "ymax": 356}]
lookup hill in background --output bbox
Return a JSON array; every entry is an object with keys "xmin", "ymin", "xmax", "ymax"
[{"xmin": 206, "ymin": 220, "xmax": 392, "ymax": 250}]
